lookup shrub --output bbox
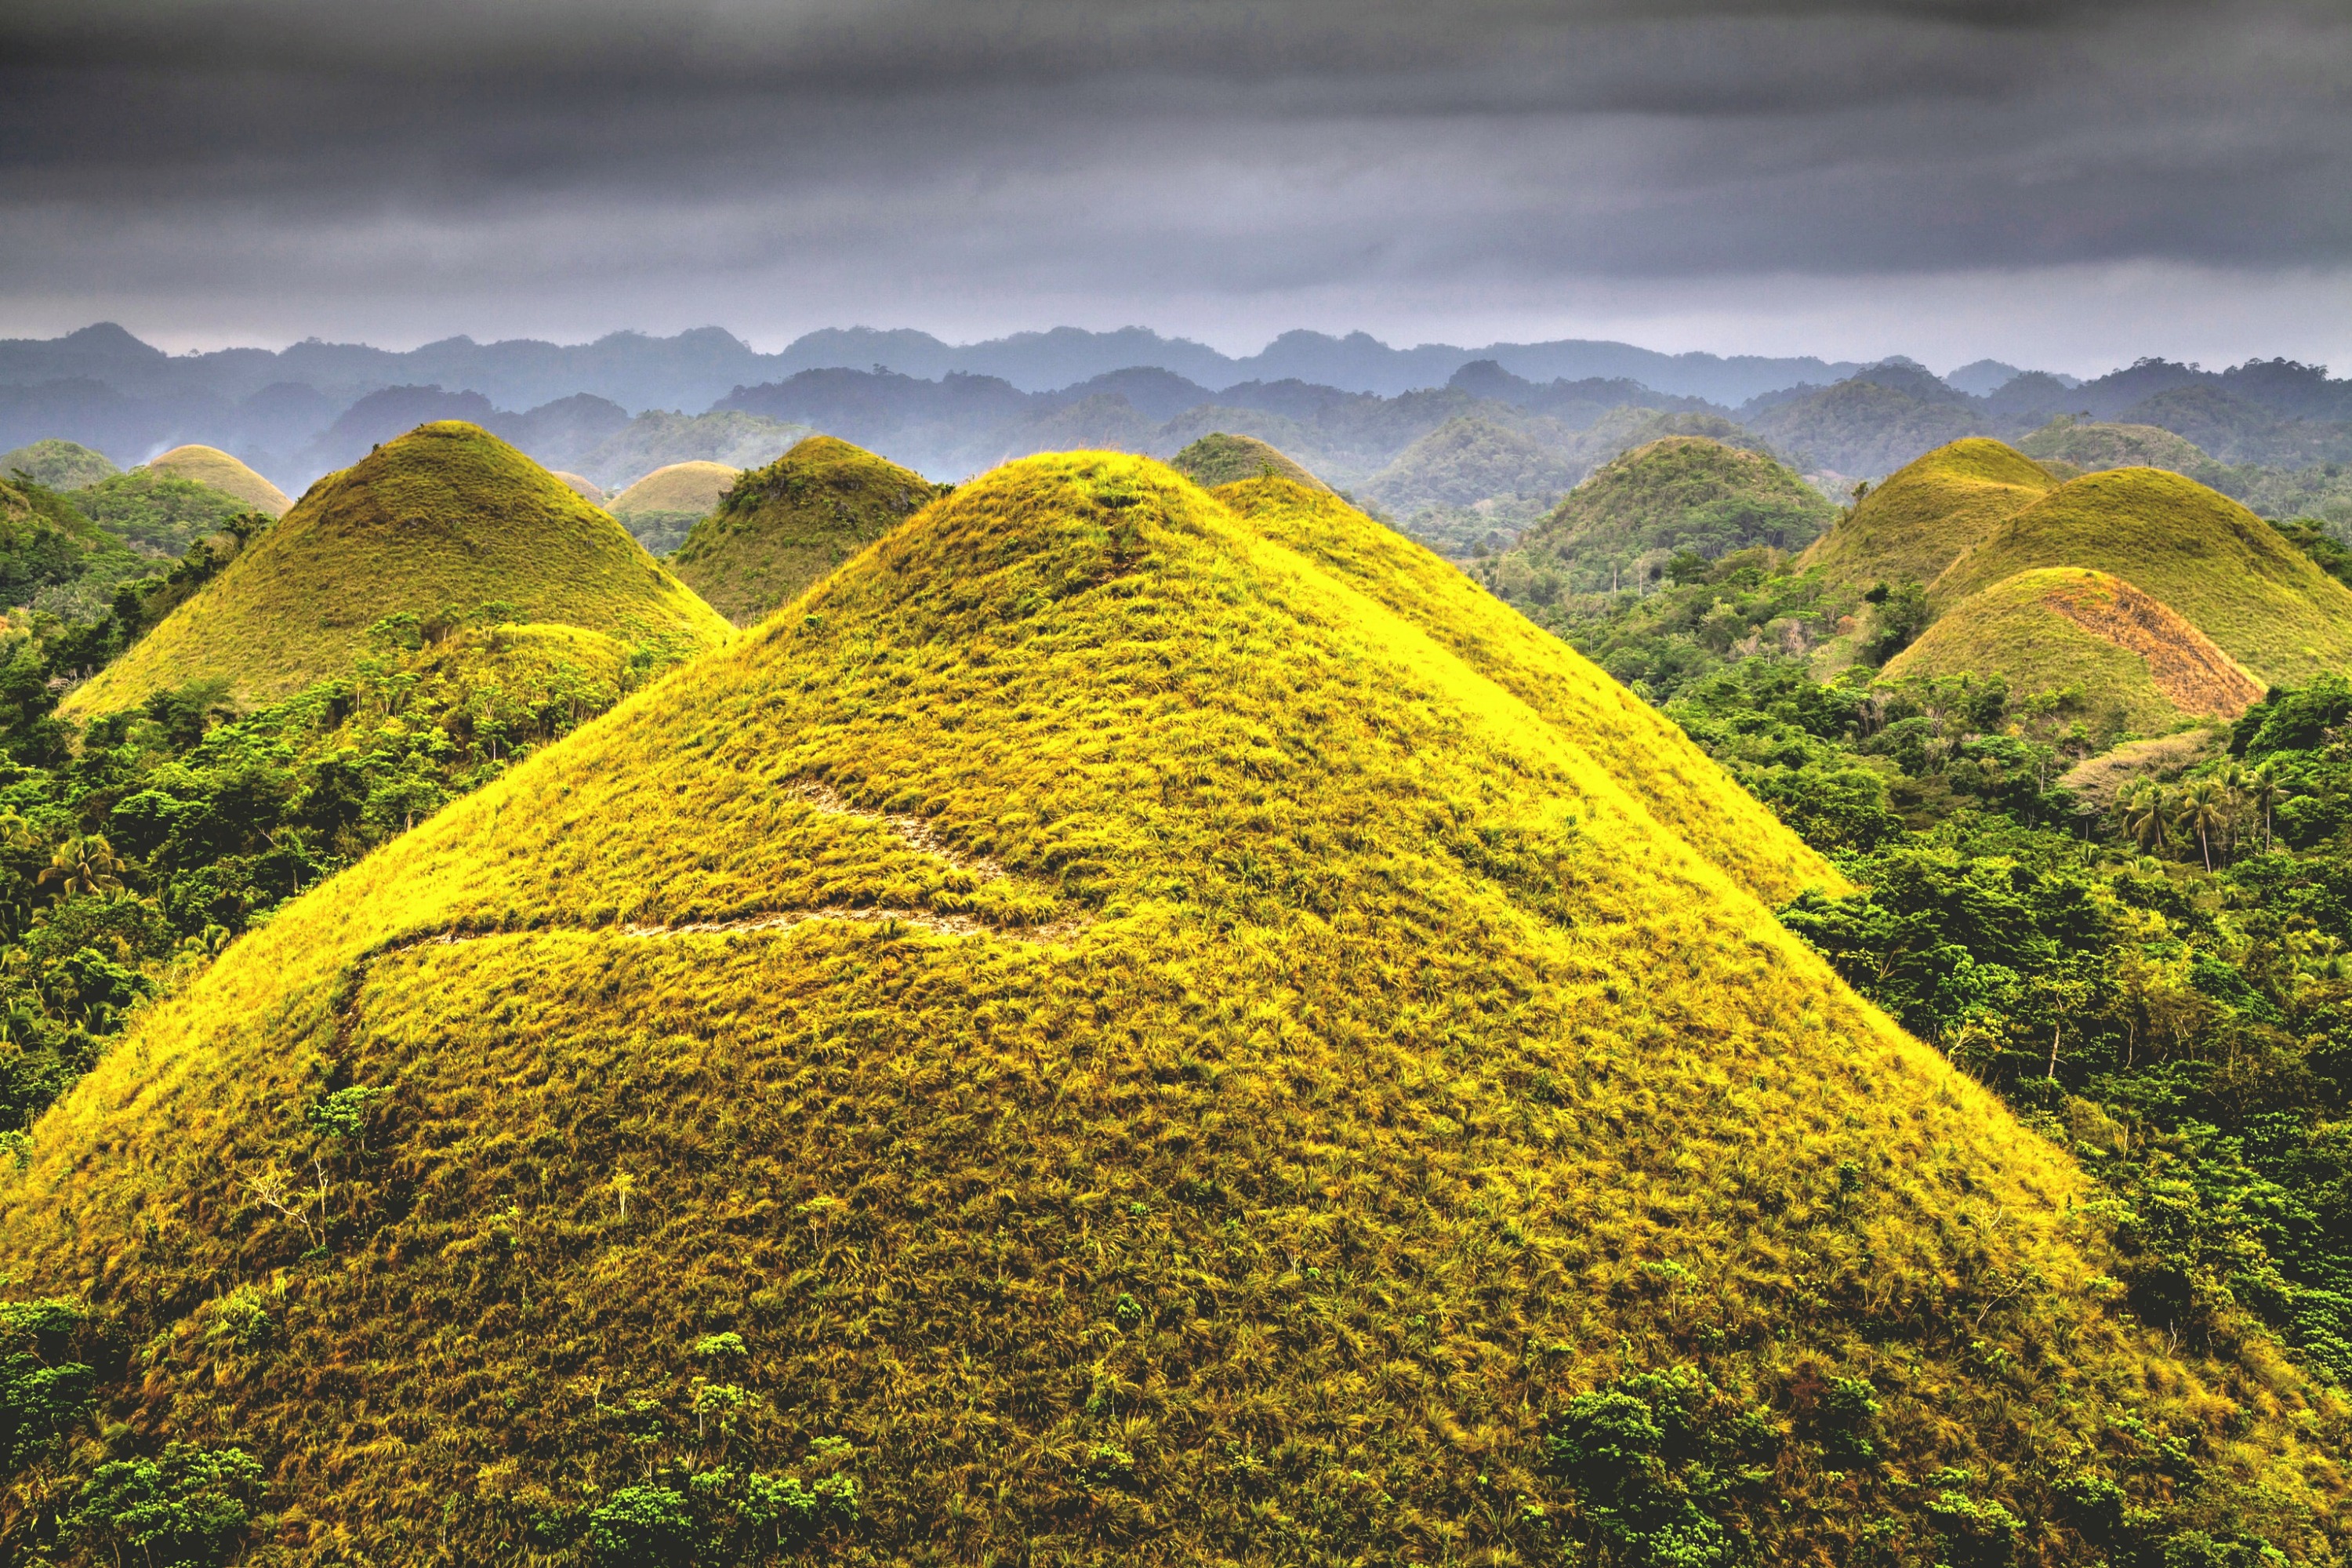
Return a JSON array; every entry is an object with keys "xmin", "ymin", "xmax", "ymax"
[
  {"xmin": 67, "ymin": 1443, "xmax": 265, "ymax": 1568},
  {"xmin": 586, "ymin": 1482, "xmax": 699, "ymax": 1566}
]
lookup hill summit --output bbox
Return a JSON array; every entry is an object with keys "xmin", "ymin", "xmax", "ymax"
[
  {"xmin": 670, "ymin": 435, "xmax": 946, "ymax": 626},
  {"xmin": 1, "ymin": 452, "xmax": 2337, "ymax": 1566},
  {"xmin": 61, "ymin": 421, "xmax": 732, "ymax": 714},
  {"xmin": 1483, "ymin": 435, "xmax": 1833, "ymax": 600},
  {"xmin": 143, "ymin": 444, "xmax": 292, "ymax": 517},
  {"xmin": 1797, "ymin": 437, "xmax": 2057, "ymax": 593},
  {"xmin": 610, "ymin": 459, "xmax": 740, "ymax": 554},
  {"xmin": 1167, "ymin": 431, "xmax": 1329, "ymax": 491}
]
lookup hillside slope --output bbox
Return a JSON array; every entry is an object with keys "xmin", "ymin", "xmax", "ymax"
[
  {"xmin": 1931, "ymin": 466, "xmax": 2352, "ymax": 686},
  {"xmin": 1886, "ymin": 567, "xmax": 2264, "ymax": 731},
  {"xmin": 1485, "ymin": 436, "xmax": 1834, "ymax": 597},
  {"xmin": 60, "ymin": 422, "xmax": 732, "ymax": 714},
  {"xmin": 1798, "ymin": 438, "xmax": 2057, "ymax": 590},
  {"xmin": 670, "ymin": 436, "xmax": 945, "ymax": 626},
  {"xmin": 143, "ymin": 444, "xmax": 292, "ymax": 517},
  {"xmin": 1, "ymin": 451, "xmax": 2336, "ymax": 1566},
  {"xmin": 1216, "ymin": 473, "xmax": 1841, "ymax": 905}
]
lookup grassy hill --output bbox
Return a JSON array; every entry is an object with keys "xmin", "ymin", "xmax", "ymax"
[
  {"xmin": 69, "ymin": 466, "xmax": 267, "ymax": 557},
  {"xmin": 1483, "ymin": 436, "xmax": 1834, "ymax": 598},
  {"xmin": 1798, "ymin": 437, "xmax": 2058, "ymax": 591},
  {"xmin": 1932, "ymin": 466, "xmax": 2352, "ymax": 686},
  {"xmin": 60, "ymin": 422, "xmax": 732, "ymax": 716},
  {"xmin": 2017, "ymin": 418, "xmax": 2210, "ymax": 478},
  {"xmin": 579, "ymin": 410, "xmax": 816, "ymax": 492},
  {"xmin": 0, "ymin": 450, "xmax": 2337, "ymax": 1566},
  {"xmin": 670, "ymin": 436, "xmax": 945, "ymax": 626},
  {"xmin": 1885, "ymin": 567, "xmax": 2264, "ymax": 733},
  {"xmin": 611, "ymin": 459, "xmax": 740, "ymax": 554},
  {"xmin": 550, "ymin": 469, "xmax": 607, "ymax": 505},
  {"xmin": 1167, "ymin": 431, "xmax": 1327, "ymax": 490},
  {"xmin": 143, "ymin": 445, "xmax": 292, "ymax": 517},
  {"xmin": 0, "ymin": 439, "xmax": 117, "ymax": 490}
]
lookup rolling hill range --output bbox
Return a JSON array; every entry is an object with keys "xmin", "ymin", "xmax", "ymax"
[
  {"xmin": 1885, "ymin": 567, "xmax": 2265, "ymax": 731},
  {"xmin": 2, "ymin": 451, "xmax": 2335, "ymax": 1564},
  {"xmin": 1929, "ymin": 466, "xmax": 2352, "ymax": 687},
  {"xmin": 1798, "ymin": 438, "xmax": 2059, "ymax": 592},
  {"xmin": 1481, "ymin": 436, "xmax": 1835, "ymax": 601},
  {"xmin": 143, "ymin": 443, "xmax": 292, "ymax": 516},
  {"xmin": 670, "ymin": 436, "xmax": 945, "ymax": 626},
  {"xmin": 59, "ymin": 422, "xmax": 731, "ymax": 715}
]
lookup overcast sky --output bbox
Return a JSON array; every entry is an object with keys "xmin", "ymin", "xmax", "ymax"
[{"xmin": 2, "ymin": 0, "xmax": 2347, "ymax": 374}]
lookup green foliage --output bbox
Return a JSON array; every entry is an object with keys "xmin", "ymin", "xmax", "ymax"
[
  {"xmin": 0, "ymin": 1297, "xmax": 96, "ymax": 1469},
  {"xmin": 66, "ymin": 1442, "xmax": 263, "ymax": 1568},
  {"xmin": 69, "ymin": 468, "xmax": 261, "ymax": 557},
  {"xmin": 1480, "ymin": 436, "xmax": 1833, "ymax": 602},
  {"xmin": 1857, "ymin": 579, "xmax": 1932, "ymax": 664},
  {"xmin": 0, "ymin": 441, "xmax": 117, "ymax": 492},
  {"xmin": 672, "ymin": 436, "xmax": 946, "ymax": 626},
  {"xmin": 0, "ymin": 477, "xmax": 150, "ymax": 625}
]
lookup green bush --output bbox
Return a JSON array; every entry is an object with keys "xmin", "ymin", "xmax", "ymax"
[{"xmin": 67, "ymin": 1443, "xmax": 264, "ymax": 1568}]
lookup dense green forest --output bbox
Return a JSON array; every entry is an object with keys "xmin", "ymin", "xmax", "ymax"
[{"xmin": 1527, "ymin": 535, "xmax": 2352, "ymax": 1387}]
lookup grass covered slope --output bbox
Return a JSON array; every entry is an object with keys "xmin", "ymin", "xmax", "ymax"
[
  {"xmin": 611, "ymin": 459, "xmax": 742, "ymax": 554},
  {"xmin": 1886, "ymin": 568, "xmax": 2264, "ymax": 731},
  {"xmin": 1798, "ymin": 437, "xmax": 2057, "ymax": 590},
  {"xmin": 1932, "ymin": 466, "xmax": 2352, "ymax": 686},
  {"xmin": 3, "ymin": 451, "xmax": 2341, "ymax": 1566},
  {"xmin": 1167, "ymin": 431, "xmax": 1329, "ymax": 491},
  {"xmin": 61, "ymin": 422, "xmax": 732, "ymax": 715},
  {"xmin": 143, "ymin": 445, "xmax": 292, "ymax": 517},
  {"xmin": 670, "ymin": 435, "xmax": 946, "ymax": 626},
  {"xmin": 1492, "ymin": 436, "xmax": 1834, "ymax": 595},
  {"xmin": 1215, "ymin": 474, "xmax": 1844, "ymax": 906},
  {"xmin": 2018, "ymin": 418, "xmax": 2211, "ymax": 478}
]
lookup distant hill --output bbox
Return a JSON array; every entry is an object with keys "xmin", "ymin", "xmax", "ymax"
[
  {"xmin": 71, "ymin": 466, "xmax": 267, "ymax": 557},
  {"xmin": 1358, "ymin": 413, "xmax": 1583, "ymax": 551},
  {"xmin": 1798, "ymin": 438, "xmax": 2059, "ymax": 592},
  {"xmin": 0, "ymin": 438, "xmax": 117, "ymax": 489},
  {"xmin": 1929, "ymin": 466, "xmax": 2352, "ymax": 686},
  {"xmin": 1743, "ymin": 371, "xmax": 1991, "ymax": 476},
  {"xmin": 1167, "ymin": 432, "xmax": 1328, "ymax": 491},
  {"xmin": 549, "ymin": 470, "xmax": 606, "ymax": 505},
  {"xmin": 2, "ymin": 450, "xmax": 2338, "ymax": 1564},
  {"xmin": 1885, "ymin": 567, "xmax": 2263, "ymax": 731},
  {"xmin": 609, "ymin": 460, "xmax": 740, "ymax": 555},
  {"xmin": 142, "ymin": 445, "xmax": 292, "ymax": 517},
  {"xmin": 577, "ymin": 411, "xmax": 813, "ymax": 492},
  {"xmin": 2016, "ymin": 418, "xmax": 2210, "ymax": 478},
  {"xmin": 1481, "ymin": 437, "xmax": 1835, "ymax": 599},
  {"xmin": 670, "ymin": 437, "xmax": 944, "ymax": 626},
  {"xmin": 61, "ymin": 422, "xmax": 731, "ymax": 714}
]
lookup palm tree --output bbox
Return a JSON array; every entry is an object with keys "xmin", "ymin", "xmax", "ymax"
[
  {"xmin": 37, "ymin": 836, "xmax": 124, "ymax": 901},
  {"xmin": 2243, "ymin": 760, "xmax": 2289, "ymax": 851},
  {"xmin": 2176, "ymin": 779, "xmax": 2230, "ymax": 871},
  {"xmin": 2121, "ymin": 783, "xmax": 2169, "ymax": 855}
]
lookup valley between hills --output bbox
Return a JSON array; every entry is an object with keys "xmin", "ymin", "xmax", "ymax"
[{"xmin": 0, "ymin": 372, "xmax": 2350, "ymax": 1563}]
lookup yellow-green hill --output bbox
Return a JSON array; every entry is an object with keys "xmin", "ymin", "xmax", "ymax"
[
  {"xmin": 143, "ymin": 444, "xmax": 292, "ymax": 517},
  {"xmin": 1485, "ymin": 436, "xmax": 1834, "ymax": 597},
  {"xmin": 1931, "ymin": 466, "xmax": 2352, "ymax": 686},
  {"xmin": 2, "ymin": 450, "xmax": 2336, "ymax": 1565},
  {"xmin": 1217, "ymin": 474, "xmax": 1841, "ymax": 905},
  {"xmin": 1798, "ymin": 437, "xmax": 2057, "ymax": 590},
  {"xmin": 60, "ymin": 422, "xmax": 731, "ymax": 715},
  {"xmin": 550, "ymin": 469, "xmax": 608, "ymax": 506},
  {"xmin": 610, "ymin": 459, "xmax": 742, "ymax": 554},
  {"xmin": 0, "ymin": 438, "xmax": 118, "ymax": 490},
  {"xmin": 1167, "ymin": 430, "xmax": 1329, "ymax": 491},
  {"xmin": 2017, "ymin": 417, "xmax": 2210, "ymax": 478},
  {"xmin": 670, "ymin": 436, "xmax": 945, "ymax": 626},
  {"xmin": 1886, "ymin": 567, "xmax": 2263, "ymax": 732}
]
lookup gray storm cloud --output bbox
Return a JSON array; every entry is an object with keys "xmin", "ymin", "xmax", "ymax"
[{"xmin": 0, "ymin": 0, "xmax": 2346, "ymax": 356}]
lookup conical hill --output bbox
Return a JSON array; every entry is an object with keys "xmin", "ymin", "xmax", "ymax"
[
  {"xmin": 1798, "ymin": 437, "xmax": 2056, "ymax": 590},
  {"xmin": 1487, "ymin": 435, "xmax": 1832, "ymax": 596},
  {"xmin": 1168, "ymin": 430, "xmax": 1329, "ymax": 490},
  {"xmin": 1885, "ymin": 567, "xmax": 2263, "ymax": 731},
  {"xmin": 60, "ymin": 422, "xmax": 731, "ymax": 715},
  {"xmin": 1931, "ymin": 466, "xmax": 2352, "ymax": 686},
  {"xmin": 2, "ymin": 452, "xmax": 2339, "ymax": 1563},
  {"xmin": 670, "ymin": 435, "xmax": 946, "ymax": 626},
  {"xmin": 143, "ymin": 444, "xmax": 292, "ymax": 517}
]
